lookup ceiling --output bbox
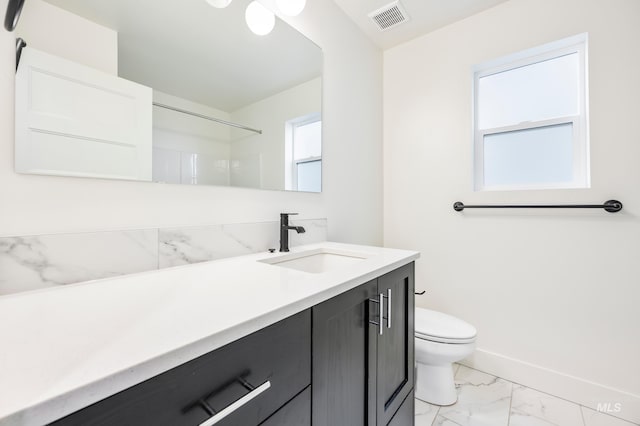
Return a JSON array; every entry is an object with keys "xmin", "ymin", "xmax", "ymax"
[{"xmin": 333, "ymin": 0, "xmax": 510, "ymax": 49}]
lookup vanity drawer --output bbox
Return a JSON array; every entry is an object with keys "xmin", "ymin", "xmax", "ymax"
[
  {"xmin": 260, "ymin": 386, "xmax": 310, "ymax": 426},
  {"xmin": 51, "ymin": 310, "xmax": 311, "ymax": 426}
]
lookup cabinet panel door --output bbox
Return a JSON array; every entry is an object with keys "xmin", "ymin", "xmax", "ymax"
[
  {"xmin": 387, "ymin": 390, "xmax": 414, "ymax": 426},
  {"xmin": 377, "ymin": 263, "xmax": 415, "ymax": 425},
  {"xmin": 312, "ymin": 280, "xmax": 378, "ymax": 426}
]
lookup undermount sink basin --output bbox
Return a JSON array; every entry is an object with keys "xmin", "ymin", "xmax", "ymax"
[{"xmin": 259, "ymin": 248, "xmax": 371, "ymax": 274}]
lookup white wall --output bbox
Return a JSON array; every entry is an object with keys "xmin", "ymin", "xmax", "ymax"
[
  {"xmin": 0, "ymin": 0, "xmax": 383, "ymax": 246},
  {"xmin": 230, "ymin": 78, "xmax": 321, "ymax": 190},
  {"xmin": 384, "ymin": 0, "xmax": 640, "ymax": 421},
  {"xmin": 282, "ymin": 1, "xmax": 383, "ymax": 244}
]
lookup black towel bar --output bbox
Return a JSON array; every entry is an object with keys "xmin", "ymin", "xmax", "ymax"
[{"xmin": 453, "ymin": 200, "xmax": 623, "ymax": 213}]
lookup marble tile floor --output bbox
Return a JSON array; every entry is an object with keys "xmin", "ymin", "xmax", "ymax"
[{"xmin": 415, "ymin": 364, "xmax": 638, "ymax": 426}]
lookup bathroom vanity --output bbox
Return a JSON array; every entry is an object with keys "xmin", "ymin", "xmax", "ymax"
[
  {"xmin": 0, "ymin": 243, "xmax": 418, "ymax": 426},
  {"xmin": 313, "ymin": 263, "xmax": 414, "ymax": 426}
]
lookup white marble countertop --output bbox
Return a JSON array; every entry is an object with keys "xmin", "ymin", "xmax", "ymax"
[{"xmin": 0, "ymin": 242, "xmax": 419, "ymax": 426}]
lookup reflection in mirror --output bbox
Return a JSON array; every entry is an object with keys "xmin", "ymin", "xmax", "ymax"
[{"xmin": 15, "ymin": 0, "xmax": 322, "ymax": 192}]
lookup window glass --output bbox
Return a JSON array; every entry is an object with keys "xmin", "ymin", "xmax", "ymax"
[
  {"xmin": 293, "ymin": 120, "xmax": 322, "ymax": 160},
  {"xmin": 478, "ymin": 53, "xmax": 580, "ymax": 130},
  {"xmin": 296, "ymin": 159, "xmax": 322, "ymax": 192},
  {"xmin": 484, "ymin": 123, "xmax": 573, "ymax": 187}
]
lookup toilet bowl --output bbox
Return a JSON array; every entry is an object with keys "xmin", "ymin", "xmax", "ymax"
[{"xmin": 414, "ymin": 307, "xmax": 477, "ymax": 406}]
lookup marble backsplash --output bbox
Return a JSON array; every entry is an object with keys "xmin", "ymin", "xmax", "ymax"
[
  {"xmin": 0, "ymin": 218, "xmax": 327, "ymax": 296},
  {"xmin": 159, "ymin": 219, "xmax": 328, "ymax": 268}
]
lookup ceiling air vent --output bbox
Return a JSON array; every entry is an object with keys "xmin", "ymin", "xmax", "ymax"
[{"xmin": 368, "ymin": 1, "xmax": 409, "ymax": 32}]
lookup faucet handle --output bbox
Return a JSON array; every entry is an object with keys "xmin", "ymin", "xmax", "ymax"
[{"xmin": 281, "ymin": 212, "xmax": 298, "ymax": 215}]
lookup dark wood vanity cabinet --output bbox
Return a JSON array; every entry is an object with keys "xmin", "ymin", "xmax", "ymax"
[
  {"xmin": 387, "ymin": 391, "xmax": 415, "ymax": 426},
  {"xmin": 51, "ymin": 311, "xmax": 312, "ymax": 426},
  {"xmin": 313, "ymin": 262, "xmax": 415, "ymax": 426},
  {"xmin": 376, "ymin": 263, "xmax": 415, "ymax": 425},
  {"xmin": 312, "ymin": 278, "xmax": 379, "ymax": 425},
  {"xmin": 50, "ymin": 262, "xmax": 414, "ymax": 426}
]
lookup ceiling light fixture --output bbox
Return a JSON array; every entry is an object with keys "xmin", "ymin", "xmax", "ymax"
[
  {"xmin": 275, "ymin": 0, "xmax": 306, "ymax": 17},
  {"xmin": 205, "ymin": 0, "xmax": 233, "ymax": 8},
  {"xmin": 206, "ymin": 0, "xmax": 288, "ymax": 36},
  {"xmin": 245, "ymin": 1, "xmax": 275, "ymax": 36}
]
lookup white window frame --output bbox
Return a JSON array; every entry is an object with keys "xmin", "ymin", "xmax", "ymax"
[
  {"xmin": 285, "ymin": 113, "xmax": 322, "ymax": 191},
  {"xmin": 472, "ymin": 33, "xmax": 590, "ymax": 191}
]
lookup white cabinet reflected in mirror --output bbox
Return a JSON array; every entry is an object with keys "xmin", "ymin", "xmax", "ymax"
[{"xmin": 14, "ymin": 0, "xmax": 323, "ymax": 192}]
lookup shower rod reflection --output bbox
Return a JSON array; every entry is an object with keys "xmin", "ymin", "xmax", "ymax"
[
  {"xmin": 153, "ymin": 102, "xmax": 262, "ymax": 135},
  {"xmin": 453, "ymin": 200, "xmax": 623, "ymax": 213}
]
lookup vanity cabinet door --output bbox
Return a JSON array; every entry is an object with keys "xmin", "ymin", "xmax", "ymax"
[
  {"xmin": 312, "ymin": 279, "xmax": 378, "ymax": 426},
  {"xmin": 387, "ymin": 390, "xmax": 415, "ymax": 426},
  {"xmin": 51, "ymin": 310, "xmax": 311, "ymax": 426},
  {"xmin": 377, "ymin": 263, "xmax": 415, "ymax": 426}
]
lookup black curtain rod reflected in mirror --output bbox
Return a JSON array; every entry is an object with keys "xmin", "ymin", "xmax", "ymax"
[{"xmin": 453, "ymin": 200, "xmax": 623, "ymax": 213}]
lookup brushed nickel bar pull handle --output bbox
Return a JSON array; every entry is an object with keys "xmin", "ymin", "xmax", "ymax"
[
  {"xmin": 198, "ymin": 380, "xmax": 271, "ymax": 426},
  {"xmin": 378, "ymin": 293, "xmax": 384, "ymax": 335},
  {"xmin": 369, "ymin": 319, "xmax": 380, "ymax": 328},
  {"xmin": 386, "ymin": 288, "xmax": 392, "ymax": 329},
  {"xmin": 369, "ymin": 295, "xmax": 384, "ymax": 335}
]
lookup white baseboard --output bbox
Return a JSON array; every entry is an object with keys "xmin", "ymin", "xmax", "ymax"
[{"xmin": 461, "ymin": 348, "xmax": 640, "ymax": 425}]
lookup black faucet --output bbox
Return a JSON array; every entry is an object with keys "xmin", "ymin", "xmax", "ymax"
[{"xmin": 280, "ymin": 213, "xmax": 306, "ymax": 252}]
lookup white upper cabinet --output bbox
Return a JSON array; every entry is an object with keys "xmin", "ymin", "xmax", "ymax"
[{"xmin": 15, "ymin": 47, "xmax": 152, "ymax": 181}]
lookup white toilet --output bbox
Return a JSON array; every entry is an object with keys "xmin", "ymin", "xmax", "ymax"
[{"xmin": 414, "ymin": 307, "xmax": 477, "ymax": 406}]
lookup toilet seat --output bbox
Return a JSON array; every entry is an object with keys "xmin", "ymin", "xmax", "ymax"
[
  {"xmin": 415, "ymin": 331, "xmax": 475, "ymax": 344},
  {"xmin": 415, "ymin": 308, "xmax": 476, "ymax": 344}
]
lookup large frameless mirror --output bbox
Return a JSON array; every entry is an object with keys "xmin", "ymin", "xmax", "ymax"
[{"xmin": 14, "ymin": 0, "xmax": 323, "ymax": 192}]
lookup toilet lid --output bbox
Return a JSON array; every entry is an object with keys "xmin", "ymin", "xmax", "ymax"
[{"xmin": 415, "ymin": 308, "xmax": 477, "ymax": 343}]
